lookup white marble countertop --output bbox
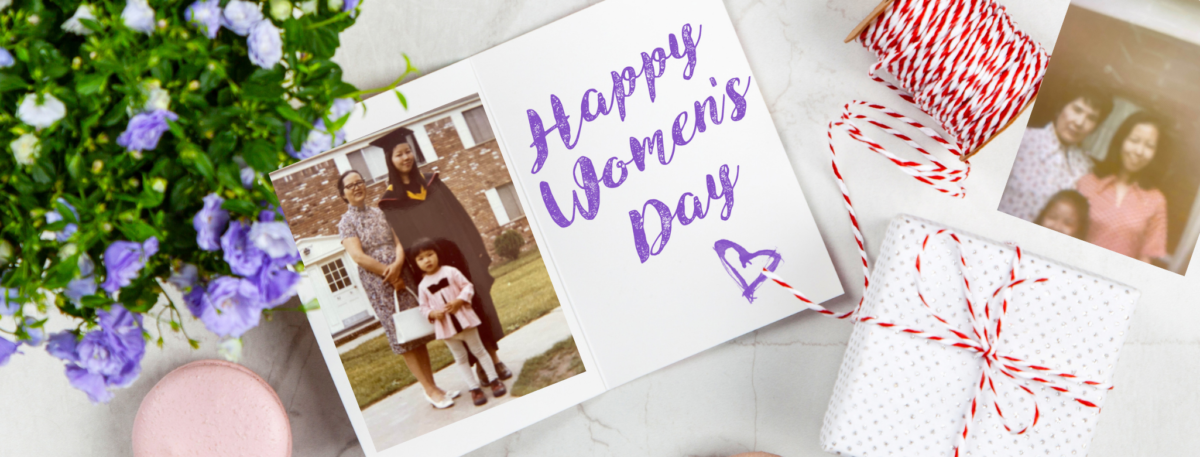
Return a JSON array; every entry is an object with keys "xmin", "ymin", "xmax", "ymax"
[{"xmin": 7, "ymin": 1, "xmax": 1200, "ymax": 456}]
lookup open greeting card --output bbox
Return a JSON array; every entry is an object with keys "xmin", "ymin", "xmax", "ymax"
[{"xmin": 269, "ymin": 0, "xmax": 841, "ymax": 454}]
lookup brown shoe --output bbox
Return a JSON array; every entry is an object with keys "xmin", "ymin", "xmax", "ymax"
[
  {"xmin": 495, "ymin": 362, "xmax": 513, "ymax": 381},
  {"xmin": 470, "ymin": 388, "xmax": 487, "ymax": 406},
  {"xmin": 490, "ymin": 379, "xmax": 507, "ymax": 398}
]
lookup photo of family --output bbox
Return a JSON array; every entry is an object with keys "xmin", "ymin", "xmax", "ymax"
[
  {"xmin": 999, "ymin": 1, "xmax": 1200, "ymax": 274},
  {"xmin": 273, "ymin": 95, "xmax": 584, "ymax": 451}
]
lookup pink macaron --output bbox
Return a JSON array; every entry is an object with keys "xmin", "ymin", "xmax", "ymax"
[{"xmin": 132, "ymin": 359, "xmax": 291, "ymax": 457}]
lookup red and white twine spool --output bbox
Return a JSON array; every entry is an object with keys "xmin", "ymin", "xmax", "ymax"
[{"xmin": 817, "ymin": 0, "xmax": 1050, "ymax": 324}]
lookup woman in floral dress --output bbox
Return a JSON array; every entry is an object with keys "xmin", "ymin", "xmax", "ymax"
[{"xmin": 337, "ymin": 170, "xmax": 458, "ymax": 409}]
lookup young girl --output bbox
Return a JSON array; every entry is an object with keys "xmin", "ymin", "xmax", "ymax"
[
  {"xmin": 411, "ymin": 238, "xmax": 507, "ymax": 406},
  {"xmin": 1034, "ymin": 189, "xmax": 1091, "ymax": 240}
]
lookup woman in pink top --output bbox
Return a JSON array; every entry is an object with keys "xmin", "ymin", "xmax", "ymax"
[
  {"xmin": 411, "ymin": 238, "xmax": 507, "ymax": 406},
  {"xmin": 1076, "ymin": 111, "xmax": 1171, "ymax": 264}
]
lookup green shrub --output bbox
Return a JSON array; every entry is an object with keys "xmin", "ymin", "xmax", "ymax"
[{"xmin": 494, "ymin": 229, "xmax": 524, "ymax": 260}]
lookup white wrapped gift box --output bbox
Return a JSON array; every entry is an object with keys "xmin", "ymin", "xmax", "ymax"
[{"xmin": 821, "ymin": 215, "xmax": 1139, "ymax": 457}]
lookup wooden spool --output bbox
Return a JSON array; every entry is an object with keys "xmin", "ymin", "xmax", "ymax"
[{"xmin": 844, "ymin": 0, "xmax": 1039, "ymax": 161}]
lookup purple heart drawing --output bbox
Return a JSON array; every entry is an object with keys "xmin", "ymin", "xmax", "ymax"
[{"xmin": 714, "ymin": 239, "xmax": 783, "ymax": 303}]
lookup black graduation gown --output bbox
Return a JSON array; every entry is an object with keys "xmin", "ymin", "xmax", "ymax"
[{"xmin": 381, "ymin": 175, "xmax": 504, "ymax": 350}]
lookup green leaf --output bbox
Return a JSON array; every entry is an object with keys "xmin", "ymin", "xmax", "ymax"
[
  {"xmin": 242, "ymin": 139, "xmax": 278, "ymax": 172},
  {"xmin": 182, "ymin": 146, "xmax": 216, "ymax": 180},
  {"xmin": 67, "ymin": 153, "xmax": 83, "ymax": 180},
  {"xmin": 76, "ymin": 72, "xmax": 111, "ymax": 96},
  {"xmin": 221, "ymin": 198, "xmax": 258, "ymax": 217},
  {"xmin": 275, "ymin": 104, "xmax": 312, "ymax": 129},
  {"xmin": 118, "ymin": 221, "xmax": 161, "ymax": 242},
  {"xmin": 217, "ymin": 162, "xmax": 244, "ymax": 192},
  {"xmin": 208, "ymin": 130, "xmax": 237, "ymax": 159},
  {"xmin": 81, "ymin": 295, "xmax": 112, "ymax": 309},
  {"xmin": 55, "ymin": 200, "xmax": 78, "ymax": 224},
  {"xmin": 0, "ymin": 74, "xmax": 30, "ymax": 93},
  {"xmin": 394, "ymin": 90, "xmax": 407, "ymax": 110}
]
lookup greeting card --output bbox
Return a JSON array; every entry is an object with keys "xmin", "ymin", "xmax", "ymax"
[{"xmin": 270, "ymin": 0, "xmax": 841, "ymax": 455}]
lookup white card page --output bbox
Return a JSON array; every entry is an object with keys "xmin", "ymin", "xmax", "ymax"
[{"xmin": 471, "ymin": 0, "xmax": 842, "ymax": 387}]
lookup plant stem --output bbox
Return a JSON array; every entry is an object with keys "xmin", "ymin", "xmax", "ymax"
[
  {"xmin": 341, "ymin": 57, "xmax": 418, "ymax": 99},
  {"xmin": 306, "ymin": 12, "xmax": 352, "ymax": 30}
]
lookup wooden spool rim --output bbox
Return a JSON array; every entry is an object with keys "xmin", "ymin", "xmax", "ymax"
[{"xmin": 844, "ymin": 0, "xmax": 1041, "ymax": 161}]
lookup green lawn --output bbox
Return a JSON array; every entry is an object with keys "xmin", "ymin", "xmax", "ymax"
[
  {"xmin": 511, "ymin": 337, "xmax": 584, "ymax": 397},
  {"xmin": 339, "ymin": 248, "xmax": 562, "ymax": 408}
]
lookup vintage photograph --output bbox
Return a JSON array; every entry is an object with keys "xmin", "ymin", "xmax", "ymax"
[
  {"xmin": 998, "ymin": 1, "xmax": 1200, "ymax": 274},
  {"xmin": 273, "ymin": 95, "xmax": 584, "ymax": 451}
]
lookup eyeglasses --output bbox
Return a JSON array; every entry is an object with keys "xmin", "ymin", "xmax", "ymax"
[{"xmin": 345, "ymin": 181, "xmax": 366, "ymax": 190}]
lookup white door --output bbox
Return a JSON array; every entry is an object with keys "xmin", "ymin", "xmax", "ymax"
[{"xmin": 317, "ymin": 258, "xmax": 370, "ymax": 328}]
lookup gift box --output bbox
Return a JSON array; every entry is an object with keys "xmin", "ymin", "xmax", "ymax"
[{"xmin": 820, "ymin": 215, "xmax": 1139, "ymax": 457}]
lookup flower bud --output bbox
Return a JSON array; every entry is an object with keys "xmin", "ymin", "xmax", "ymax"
[
  {"xmin": 188, "ymin": 80, "xmax": 200, "ymax": 91},
  {"xmin": 91, "ymin": 160, "xmax": 104, "ymax": 174},
  {"xmin": 28, "ymin": 14, "xmax": 40, "ymax": 25},
  {"xmin": 59, "ymin": 243, "xmax": 78, "ymax": 259},
  {"xmin": 151, "ymin": 177, "xmax": 167, "ymax": 193},
  {"xmin": 101, "ymin": 222, "xmax": 113, "ymax": 233},
  {"xmin": 269, "ymin": 0, "xmax": 292, "ymax": 21},
  {"xmin": 71, "ymin": 56, "xmax": 82, "ymax": 69},
  {"xmin": 0, "ymin": 239, "xmax": 14, "ymax": 267},
  {"xmin": 130, "ymin": 149, "xmax": 143, "ymax": 160}
]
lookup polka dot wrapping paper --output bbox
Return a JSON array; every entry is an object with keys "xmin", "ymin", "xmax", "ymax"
[{"xmin": 820, "ymin": 215, "xmax": 1139, "ymax": 457}]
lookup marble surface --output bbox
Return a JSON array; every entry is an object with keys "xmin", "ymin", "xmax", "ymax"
[{"xmin": 7, "ymin": 1, "xmax": 1200, "ymax": 456}]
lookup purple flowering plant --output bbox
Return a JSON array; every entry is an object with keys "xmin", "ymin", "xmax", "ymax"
[{"xmin": 0, "ymin": 0, "xmax": 413, "ymax": 403}]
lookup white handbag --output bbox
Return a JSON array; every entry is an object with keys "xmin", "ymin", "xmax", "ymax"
[{"xmin": 391, "ymin": 288, "xmax": 435, "ymax": 344}]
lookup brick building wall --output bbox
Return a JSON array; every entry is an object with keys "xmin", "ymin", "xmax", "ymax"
[
  {"xmin": 274, "ymin": 113, "xmax": 535, "ymax": 266},
  {"xmin": 274, "ymin": 160, "xmax": 388, "ymax": 241},
  {"xmin": 418, "ymin": 117, "xmax": 535, "ymax": 264}
]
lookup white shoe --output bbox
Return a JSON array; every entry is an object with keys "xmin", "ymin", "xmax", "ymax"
[
  {"xmin": 445, "ymin": 389, "xmax": 461, "ymax": 399},
  {"xmin": 424, "ymin": 391, "xmax": 454, "ymax": 409}
]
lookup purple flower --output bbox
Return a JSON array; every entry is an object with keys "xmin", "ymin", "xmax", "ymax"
[
  {"xmin": 222, "ymin": 220, "xmax": 266, "ymax": 276},
  {"xmin": 183, "ymin": 283, "xmax": 207, "ymax": 318},
  {"xmin": 240, "ymin": 166, "xmax": 255, "ymax": 189},
  {"xmin": 298, "ymin": 119, "xmax": 345, "ymax": 158},
  {"xmin": 122, "ymin": 0, "xmax": 156, "ymax": 35},
  {"xmin": 65, "ymin": 365, "xmax": 111, "ymax": 403},
  {"xmin": 46, "ymin": 331, "xmax": 80, "ymax": 362},
  {"xmin": 258, "ymin": 208, "xmax": 279, "ymax": 222},
  {"xmin": 0, "ymin": 336, "xmax": 19, "ymax": 366},
  {"xmin": 117, "ymin": 109, "xmax": 178, "ymax": 152},
  {"xmin": 64, "ymin": 254, "xmax": 97, "ymax": 305},
  {"xmin": 285, "ymin": 122, "xmax": 311, "ymax": 159},
  {"xmin": 247, "ymin": 19, "xmax": 282, "ymax": 69},
  {"xmin": 222, "ymin": 0, "xmax": 263, "ymax": 36},
  {"xmin": 77, "ymin": 306, "xmax": 146, "ymax": 386},
  {"xmin": 254, "ymin": 259, "xmax": 300, "ymax": 307},
  {"xmin": 45, "ymin": 198, "xmax": 80, "ymax": 242},
  {"xmin": 21, "ymin": 317, "xmax": 46, "ymax": 346},
  {"xmin": 0, "ymin": 288, "xmax": 19, "ymax": 316},
  {"xmin": 331, "ymin": 98, "xmax": 355, "ymax": 120},
  {"xmin": 62, "ymin": 305, "xmax": 145, "ymax": 403},
  {"xmin": 248, "ymin": 221, "xmax": 299, "ymax": 261},
  {"xmin": 200, "ymin": 276, "xmax": 263, "ymax": 338},
  {"xmin": 0, "ymin": 47, "xmax": 13, "ymax": 68},
  {"xmin": 343, "ymin": 0, "xmax": 360, "ymax": 13},
  {"xmin": 168, "ymin": 263, "xmax": 199, "ymax": 291},
  {"xmin": 193, "ymin": 193, "xmax": 229, "ymax": 251},
  {"xmin": 100, "ymin": 237, "xmax": 158, "ymax": 294},
  {"xmin": 186, "ymin": 0, "xmax": 223, "ymax": 39}
]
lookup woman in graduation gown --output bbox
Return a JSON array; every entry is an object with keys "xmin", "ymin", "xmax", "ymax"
[{"xmin": 373, "ymin": 128, "xmax": 511, "ymax": 381}]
